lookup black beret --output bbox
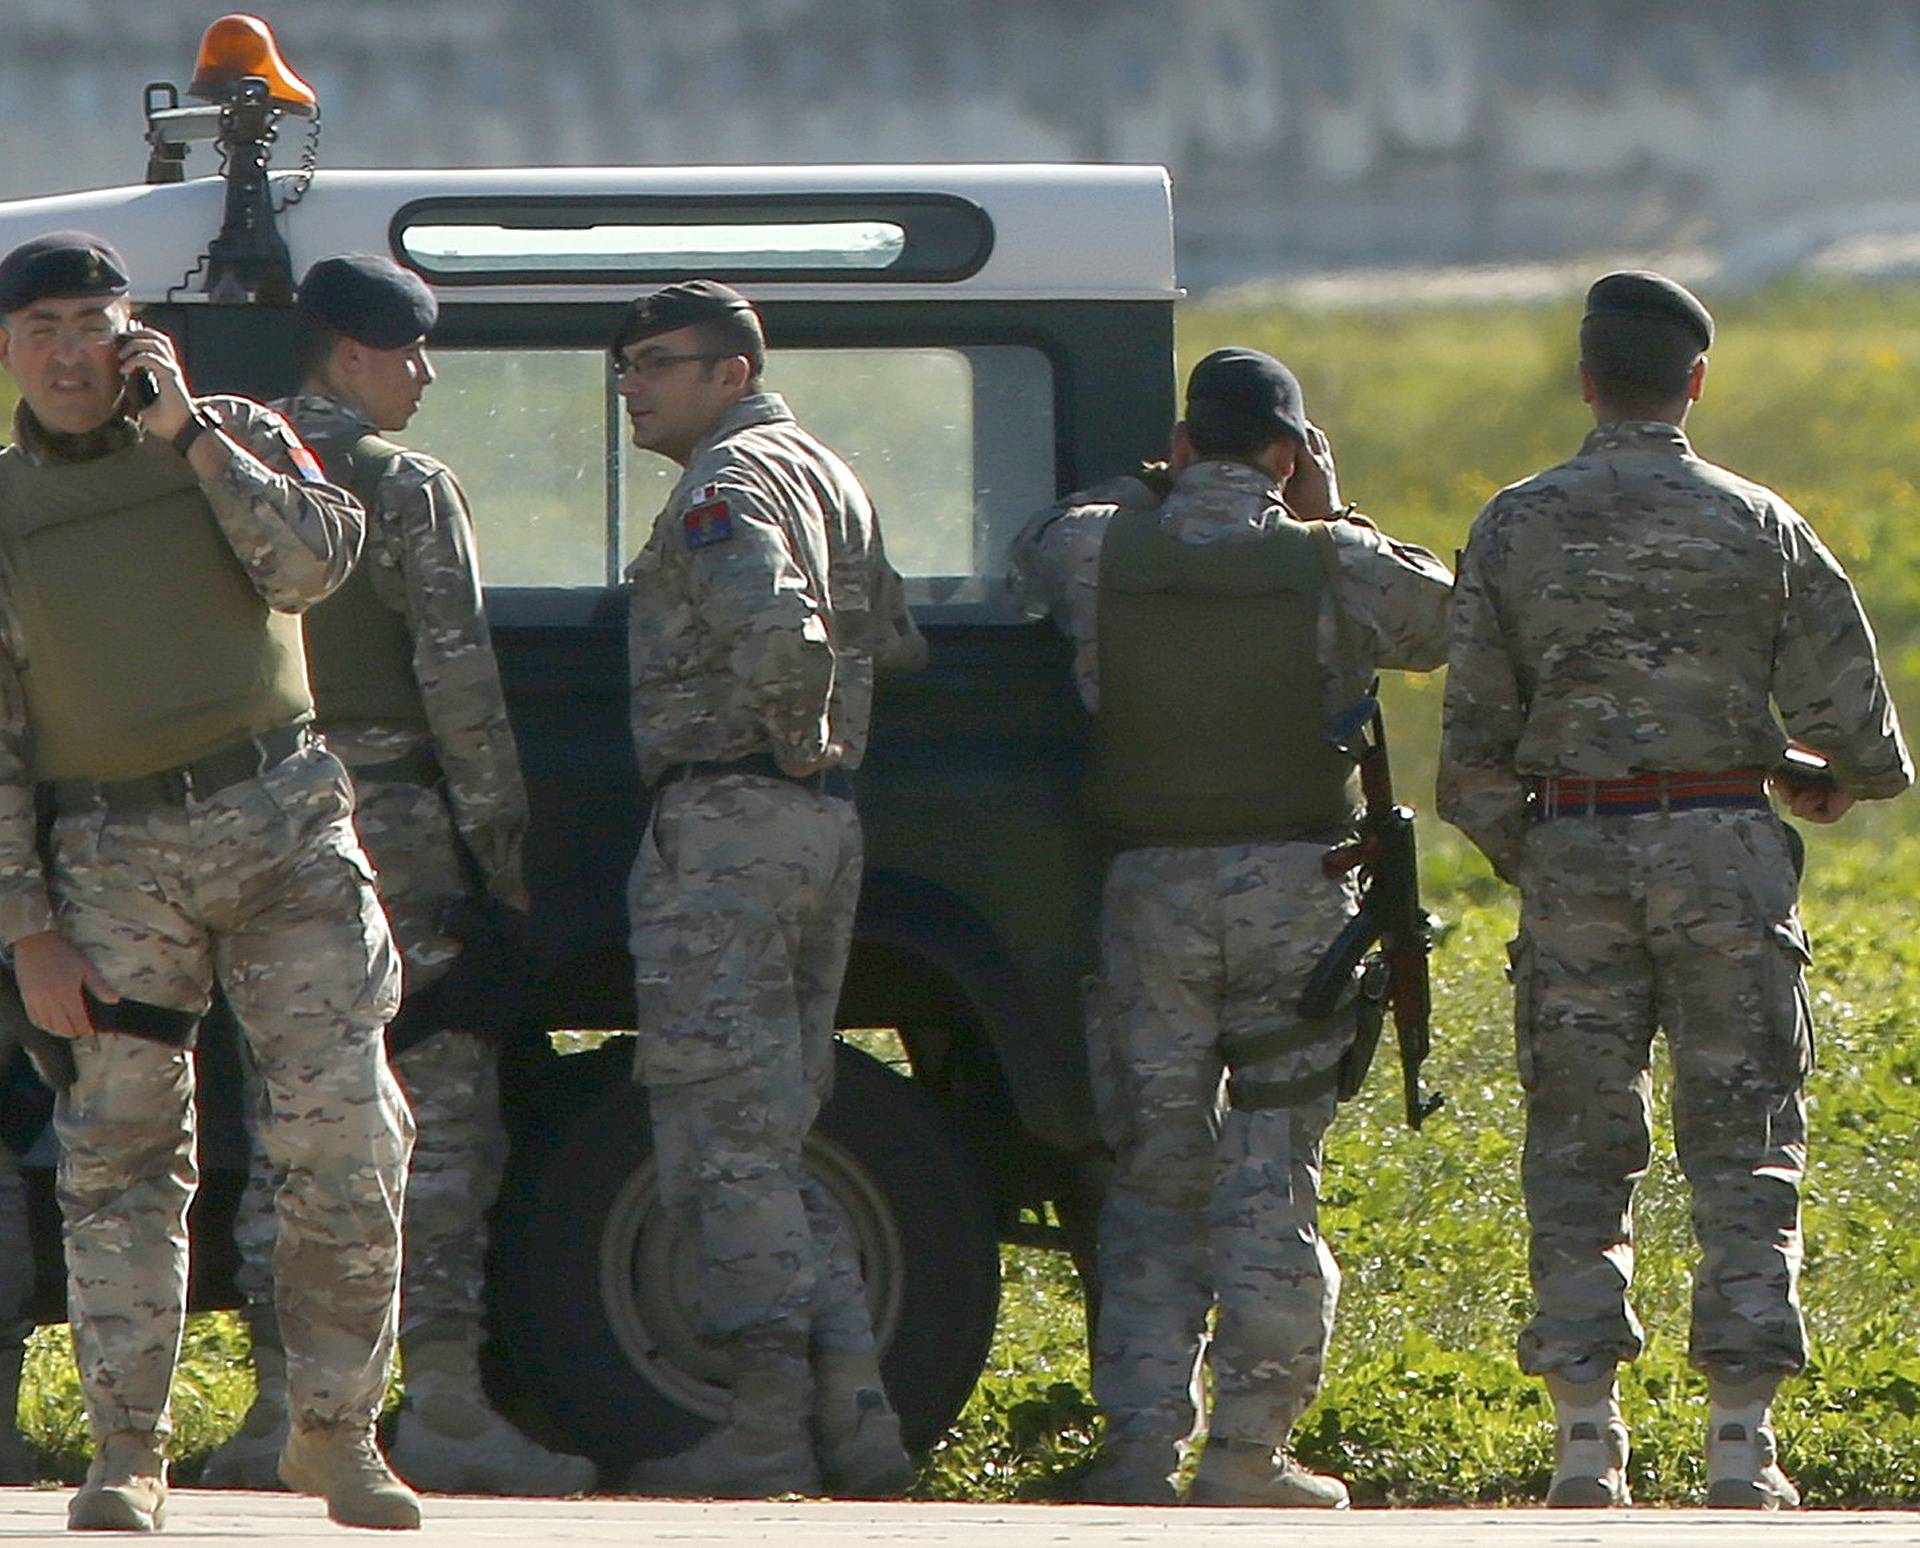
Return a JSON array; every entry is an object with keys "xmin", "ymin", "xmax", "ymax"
[
  {"xmin": 1583, "ymin": 270, "xmax": 1714, "ymax": 352},
  {"xmin": 612, "ymin": 279, "xmax": 760, "ymax": 358},
  {"xmin": 297, "ymin": 255, "xmax": 438, "ymax": 349},
  {"xmin": 1185, "ymin": 347, "xmax": 1308, "ymax": 443},
  {"xmin": 0, "ymin": 230, "xmax": 129, "ymax": 316}
]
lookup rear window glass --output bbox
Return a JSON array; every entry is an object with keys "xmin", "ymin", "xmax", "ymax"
[{"xmin": 405, "ymin": 344, "xmax": 1054, "ymax": 612}]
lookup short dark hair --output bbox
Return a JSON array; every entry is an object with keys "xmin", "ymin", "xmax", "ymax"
[
  {"xmin": 292, "ymin": 312, "xmax": 344, "ymax": 381},
  {"xmin": 1580, "ymin": 314, "xmax": 1700, "ymax": 412},
  {"xmin": 1183, "ymin": 397, "xmax": 1292, "ymax": 460},
  {"xmin": 691, "ymin": 308, "xmax": 766, "ymax": 382}
]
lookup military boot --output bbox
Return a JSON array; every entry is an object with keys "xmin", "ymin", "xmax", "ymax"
[
  {"xmin": 280, "ymin": 1420, "xmax": 422, "ymax": 1530},
  {"xmin": 1185, "ymin": 1437, "xmax": 1349, "ymax": 1508},
  {"xmin": 1075, "ymin": 1431, "xmax": 1180, "ymax": 1505},
  {"xmin": 68, "ymin": 1430, "xmax": 167, "ymax": 1532},
  {"xmin": 0, "ymin": 1340, "xmax": 38, "ymax": 1485},
  {"xmin": 1706, "ymin": 1369, "xmax": 1799, "ymax": 1509},
  {"xmin": 627, "ymin": 1333, "xmax": 820, "ymax": 1499},
  {"xmin": 200, "ymin": 1306, "xmax": 289, "ymax": 1489},
  {"xmin": 1544, "ymin": 1368, "xmax": 1631, "ymax": 1507},
  {"xmin": 811, "ymin": 1345, "xmax": 914, "ymax": 1498},
  {"xmin": 388, "ymin": 1337, "xmax": 597, "ymax": 1496}
]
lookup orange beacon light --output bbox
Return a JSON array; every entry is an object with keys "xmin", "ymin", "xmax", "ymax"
[{"xmin": 188, "ymin": 14, "xmax": 318, "ymax": 114}]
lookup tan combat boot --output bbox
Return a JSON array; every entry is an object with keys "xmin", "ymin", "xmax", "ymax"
[
  {"xmin": 280, "ymin": 1420, "xmax": 422, "ymax": 1530},
  {"xmin": 68, "ymin": 1430, "xmax": 167, "ymax": 1532},
  {"xmin": 200, "ymin": 1307, "xmax": 290, "ymax": 1489},
  {"xmin": 1076, "ymin": 1431, "xmax": 1180, "ymax": 1505},
  {"xmin": 0, "ymin": 1340, "xmax": 37, "ymax": 1485},
  {"xmin": 627, "ymin": 1333, "xmax": 820, "ymax": 1498},
  {"xmin": 1544, "ymin": 1368, "xmax": 1631, "ymax": 1507},
  {"xmin": 388, "ymin": 1338, "xmax": 596, "ymax": 1496},
  {"xmin": 812, "ymin": 1345, "xmax": 914, "ymax": 1498},
  {"xmin": 1186, "ymin": 1437, "xmax": 1349, "ymax": 1508},
  {"xmin": 1706, "ymin": 1368, "xmax": 1799, "ymax": 1509}
]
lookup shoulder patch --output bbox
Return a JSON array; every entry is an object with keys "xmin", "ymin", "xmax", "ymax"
[
  {"xmin": 286, "ymin": 436, "xmax": 327, "ymax": 484},
  {"xmin": 684, "ymin": 497, "xmax": 734, "ymax": 550}
]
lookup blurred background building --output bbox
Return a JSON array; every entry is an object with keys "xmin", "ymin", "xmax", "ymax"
[{"xmin": 3, "ymin": 0, "xmax": 1917, "ymax": 291}]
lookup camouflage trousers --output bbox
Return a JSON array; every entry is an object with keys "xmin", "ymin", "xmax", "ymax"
[
  {"xmin": 236, "ymin": 775, "xmax": 505, "ymax": 1346},
  {"xmin": 0, "ymin": 1036, "xmax": 27, "ymax": 1346},
  {"xmin": 628, "ymin": 774, "xmax": 875, "ymax": 1353},
  {"xmin": 48, "ymin": 743, "xmax": 408, "ymax": 1441},
  {"xmin": 1088, "ymin": 840, "xmax": 1359, "ymax": 1449},
  {"xmin": 1511, "ymin": 807, "xmax": 1811, "ymax": 1378}
]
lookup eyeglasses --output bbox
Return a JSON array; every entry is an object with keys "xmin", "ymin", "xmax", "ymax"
[{"xmin": 609, "ymin": 350, "xmax": 728, "ymax": 383}]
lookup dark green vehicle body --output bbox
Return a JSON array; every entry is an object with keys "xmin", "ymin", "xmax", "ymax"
[{"xmin": 0, "ymin": 164, "xmax": 1177, "ymax": 1462}]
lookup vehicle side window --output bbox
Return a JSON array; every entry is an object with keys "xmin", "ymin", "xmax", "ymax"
[
  {"xmin": 407, "ymin": 349, "xmax": 614, "ymax": 586},
  {"xmin": 412, "ymin": 343, "xmax": 1055, "ymax": 611}
]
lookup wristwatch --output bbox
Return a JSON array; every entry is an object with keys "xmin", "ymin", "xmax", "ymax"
[{"xmin": 170, "ymin": 408, "xmax": 217, "ymax": 458}]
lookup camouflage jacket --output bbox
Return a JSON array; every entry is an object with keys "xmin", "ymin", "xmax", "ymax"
[
  {"xmin": 1438, "ymin": 419, "xmax": 1914, "ymax": 882},
  {"xmin": 625, "ymin": 392, "xmax": 924, "ymax": 787},
  {"xmin": 0, "ymin": 398, "xmax": 365, "ymax": 946},
  {"xmin": 277, "ymin": 394, "xmax": 530, "ymax": 910},
  {"xmin": 1010, "ymin": 458, "xmax": 1454, "ymax": 714}
]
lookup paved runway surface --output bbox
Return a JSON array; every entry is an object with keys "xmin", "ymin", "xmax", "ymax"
[{"xmin": 2, "ymin": 1491, "xmax": 1918, "ymax": 1545}]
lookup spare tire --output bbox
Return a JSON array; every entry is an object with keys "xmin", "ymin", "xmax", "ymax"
[{"xmin": 491, "ymin": 1039, "xmax": 1000, "ymax": 1465}]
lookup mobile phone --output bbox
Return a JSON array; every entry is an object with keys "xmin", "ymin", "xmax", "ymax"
[{"xmin": 118, "ymin": 329, "xmax": 160, "ymax": 412}]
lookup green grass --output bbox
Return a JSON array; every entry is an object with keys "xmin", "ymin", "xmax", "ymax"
[{"xmin": 8, "ymin": 283, "xmax": 1920, "ymax": 1503}]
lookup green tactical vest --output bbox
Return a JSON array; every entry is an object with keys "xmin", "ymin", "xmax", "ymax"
[
  {"xmin": 1087, "ymin": 506, "xmax": 1360, "ymax": 846},
  {"xmin": 302, "ymin": 432, "xmax": 429, "ymax": 730},
  {"xmin": 0, "ymin": 439, "xmax": 312, "ymax": 782}
]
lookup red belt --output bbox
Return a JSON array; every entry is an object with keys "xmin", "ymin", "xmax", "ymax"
[{"xmin": 1532, "ymin": 769, "xmax": 1769, "ymax": 819}]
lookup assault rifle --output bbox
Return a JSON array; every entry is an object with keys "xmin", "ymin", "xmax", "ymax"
[{"xmin": 1298, "ymin": 691, "xmax": 1445, "ymax": 1131}]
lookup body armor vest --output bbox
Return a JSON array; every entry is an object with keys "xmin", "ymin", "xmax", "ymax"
[
  {"xmin": 303, "ymin": 432, "xmax": 429, "ymax": 731},
  {"xmin": 1087, "ymin": 506, "xmax": 1359, "ymax": 846},
  {"xmin": 0, "ymin": 438, "xmax": 311, "ymax": 781}
]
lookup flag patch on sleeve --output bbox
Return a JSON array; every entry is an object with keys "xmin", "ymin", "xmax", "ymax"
[{"xmin": 684, "ymin": 498, "xmax": 734, "ymax": 550}]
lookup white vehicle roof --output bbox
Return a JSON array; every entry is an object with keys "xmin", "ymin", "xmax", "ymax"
[{"xmin": 0, "ymin": 164, "xmax": 1177, "ymax": 305}]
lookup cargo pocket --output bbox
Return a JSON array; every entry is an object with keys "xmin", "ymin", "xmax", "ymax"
[
  {"xmin": 1765, "ymin": 916, "xmax": 1816, "ymax": 1087},
  {"xmin": 1507, "ymin": 931, "xmax": 1539, "ymax": 1093}
]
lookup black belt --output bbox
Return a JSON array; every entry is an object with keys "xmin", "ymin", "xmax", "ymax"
[
  {"xmin": 349, "ymin": 745, "xmax": 444, "ymax": 787},
  {"xmin": 53, "ymin": 724, "xmax": 311, "ymax": 816},
  {"xmin": 655, "ymin": 753, "xmax": 853, "ymax": 801}
]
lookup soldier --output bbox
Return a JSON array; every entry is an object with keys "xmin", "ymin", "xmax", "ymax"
[
  {"xmin": 1013, "ymin": 349, "xmax": 1452, "ymax": 1506},
  {"xmin": 202, "ymin": 256, "xmax": 595, "ymax": 1496},
  {"xmin": 0, "ymin": 1030, "xmax": 33, "ymax": 1483},
  {"xmin": 0, "ymin": 231, "xmax": 419, "ymax": 1531},
  {"xmin": 617, "ymin": 280, "xmax": 925, "ymax": 1498},
  {"xmin": 1438, "ymin": 272, "xmax": 1912, "ymax": 1509}
]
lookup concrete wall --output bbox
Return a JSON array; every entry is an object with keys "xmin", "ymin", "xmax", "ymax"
[{"xmin": 3, "ymin": 0, "xmax": 1916, "ymax": 288}]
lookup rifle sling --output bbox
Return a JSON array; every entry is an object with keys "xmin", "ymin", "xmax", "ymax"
[
  {"xmin": 1220, "ymin": 1010, "xmax": 1351, "ymax": 1069},
  {"xmin": 1229, "ymin": 1062, "xmax": 1344, "ymax": 1111}
]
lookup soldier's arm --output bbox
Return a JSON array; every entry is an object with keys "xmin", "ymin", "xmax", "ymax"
[
  {"xmin": 1009, "ymin": 499, "xmax": 1117, "ymax": 713},
  {"xmin": 869, "ymin": 524, "xmax": 928, "ymax": 676},
  {"xmin": 685, "ymin": 483, "xmax": 837, "ymax": 774},
  {"xmin": 0, "ymin": 628, "xmax": 52, "ymax": 949},
  {"xmin": 1772, "ymin": 511, "xmax": 1914, "ymax": 799},
  {"xmin": 1328, "ymin": 516, "xmax": 1454, "ymax": 671},
  {"xmin": 194, "ymin": 396, "xmax": 366, "ymax": 612},
  {"xmin": 1437, "ymin": 522, "xmax": 1531, "ymax": 883},
  {"xmin": 392, "ymin": 459, "xmax": 533, "ymax": 910}
]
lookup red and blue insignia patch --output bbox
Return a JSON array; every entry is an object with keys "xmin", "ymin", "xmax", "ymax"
[
  {"xmin": 284, "ymin": 432, "xmax": 327, "ymax": 484},
  {"xmin": 684, "ymin": 496, "xmax": 734, "ymax": 550}
]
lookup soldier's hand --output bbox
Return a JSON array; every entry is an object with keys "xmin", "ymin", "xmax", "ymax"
[
  {"xmin": 14, "ymin": 930, "xmax": 118, "ymax": 1040},
  {"xmin": 1285, "ymin": 421, "xmax": 1343, "ymax": 520},
  {"xmin": 1780, "ymin": 783, "xmax": 1856, "ymax": 823},
  {"xmin": 117, "ymin": 324, "xmax": 196, "ymax": 441},
  {"xmin": 786, "ymin": 740, "xmax": 847, "ymax": 778}
]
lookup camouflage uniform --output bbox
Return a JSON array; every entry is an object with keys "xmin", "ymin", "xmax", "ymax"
[
  {"xmin": 1439, "ymin": 420, "xmax": 1913, "ymax": 1379},
  {"xmin": 233, "ymin": 393, "xmax": 530, "ymax": 1351},
  {"xmin": 626, "ymin": 391, "xmax": 921, "ymax": 1365},
  {"xmin": 0, "ymin": 400, "xmax": 409, "ymax": 1445},
  {"xmin": 0, "ymin": 1017, "xmax": 31, "ymax": 1480},
  {"xmin": 1015, "ymin": 460, "xmax": 1451, "ymax": 1454}
]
